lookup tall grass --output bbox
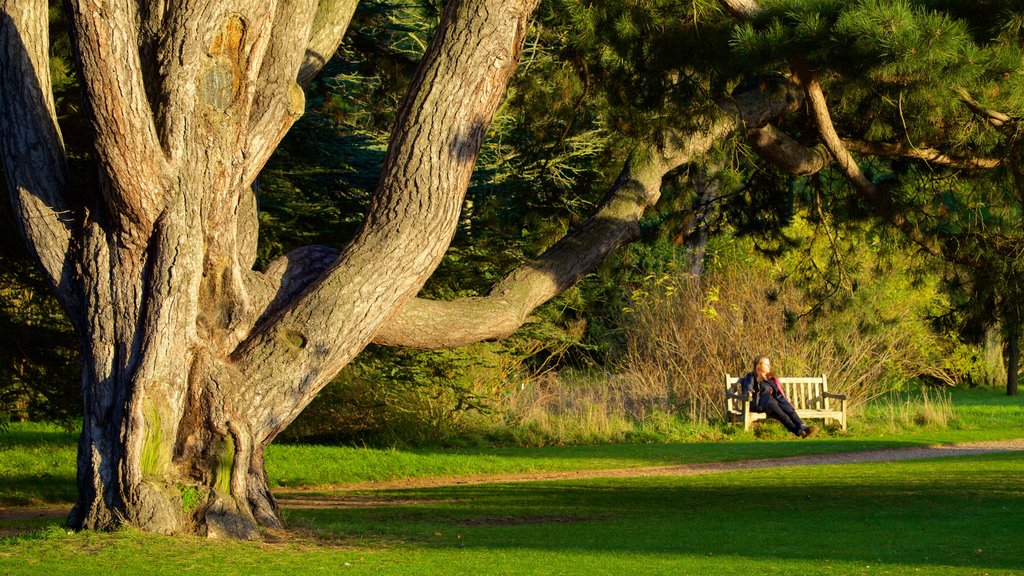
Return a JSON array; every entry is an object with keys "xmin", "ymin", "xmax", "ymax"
[
  {"xmin": 491, "ymin": 371, "xmax": 663, "ymax": 445},
  {"xmin": 864, "ymin": 388, "xmax": 957, "ymax": 432}
]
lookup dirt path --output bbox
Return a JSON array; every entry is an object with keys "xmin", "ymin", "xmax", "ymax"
[
  {"xmin": 4, "ymin": 439, "xmax": 1023, "ymax": 527},
  {"xmin": 275, "ymin": 438, "xmax": 1024, "ymax": 502}
]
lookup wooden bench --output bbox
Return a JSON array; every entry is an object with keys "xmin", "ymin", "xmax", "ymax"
[{"xmin": 725, "ymin": 374, "xmax": 848, "ymax": 431}]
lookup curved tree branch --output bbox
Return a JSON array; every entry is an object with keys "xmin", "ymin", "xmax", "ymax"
[
  {"xmin": 232, "ymin": 0, "xmax": 540, "ymax": 438},
  {"xmin": 799, "ymin": 71, "xmax": 943, "ymax": 257},
  {"xmin": 747, "ymin": 124, "xmax": 831, "ymax": 175},
  {"xmin": 373, "ymin": 79, "xmax": 804, "ymax": 349},
  {"xmin": 243, "ymin": 0, "xmax": 321, "ymax": 188},
  {"xmin": 0, "ymin": 0, "xmax": 80, "ymax": 316},
  {"xmin": 67, "ymin": 0, "xmax": 169, "ymax": 237},
  {"xmin": 298, "ymin": 0, "xmax": 360, "ymax": 87},
  {"xmin": 956, "ymin": 87, "xmax": 1015, "ymax": 130}
]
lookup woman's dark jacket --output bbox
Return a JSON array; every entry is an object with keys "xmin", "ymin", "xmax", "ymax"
[{"xmin": 739, "ymin": 372, "xmax": 788, "ymax": 413}]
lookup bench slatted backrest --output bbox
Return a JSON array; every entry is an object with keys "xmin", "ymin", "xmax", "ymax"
[{"xmin": 725, "ymin": 374, "xmax": 829, "ymax": 411}]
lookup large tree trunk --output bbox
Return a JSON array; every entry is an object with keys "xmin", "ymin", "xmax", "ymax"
[
  {"xmin": 1007, "ymin": 318, "xmax": 1020, "ymax": 397},
  {"xmin": 3, "ymin": 0, "xmax": 535, "ymax": 538},
  {"xmin": 1, "ymin": 0, "xmax": 802, "ymax": 539}
]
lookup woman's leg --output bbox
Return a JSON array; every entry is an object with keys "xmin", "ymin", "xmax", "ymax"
[
  {"xmin": 775, "ymin": 396, "xmax": 807, "ymax": 430},
  {"xmin": 762, "ymin": 396, "xmax": 803, "ymax": 435}
]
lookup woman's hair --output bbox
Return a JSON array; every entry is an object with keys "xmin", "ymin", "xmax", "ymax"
[
  {"xmin": 752, "ymin": 355, "xmax": 776, "ymax": 380},
  {"xmin": 752, "ymin": 355, "xmax": 768, "ymax": 375}
]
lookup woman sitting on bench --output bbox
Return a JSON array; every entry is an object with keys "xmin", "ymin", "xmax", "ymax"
[{"xmin": 740, "ymin": 355, "xmax": 819, "ymax": 438}]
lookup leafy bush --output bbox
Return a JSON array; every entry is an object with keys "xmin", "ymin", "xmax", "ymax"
[
  {"xmin": 279, "ymin": 344, "xmax": 501, "ymax": 446},
  {"xmin": 943, "ymin": 330, "xmax": 1007, "ymax": 387}
]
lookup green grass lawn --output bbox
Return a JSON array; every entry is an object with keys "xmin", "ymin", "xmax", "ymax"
[
  {"xmin": 1, "ymin": 453, "xmax": 1020, "ymax": 575},
  {"xmin": 0, "ymin": 387, "xmax": 1022, "ymax": 574},
  {"xmin": 2, "ymin": 388, "xmax": 1023, "ymax": 503}
]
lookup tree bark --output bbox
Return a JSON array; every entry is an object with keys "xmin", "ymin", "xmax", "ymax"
[
  {"xmin": 1007, "ymin": 317, "xmax": 1020, "ymax": 397},
  {"xmin": 685, "ymin": 166, "xmax": 721, "ymax": 276},
  {"xmin": 3, "ymin": 0, "xmax": 537, "ymax": 538},
  {"xmin": 373, "ymin": 77, "xmax": 804, "ymax": 348},
  {"xmin": 0, "ymin": 0, "xmax": 76, "ymax": 312}
]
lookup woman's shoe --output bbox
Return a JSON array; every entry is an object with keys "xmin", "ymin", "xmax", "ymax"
[{"xmin": 801, "ymin": 425, "xmax": 820, "ymax": 438}]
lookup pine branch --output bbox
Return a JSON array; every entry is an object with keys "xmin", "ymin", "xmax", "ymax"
[
  {"xmin": 956, "ymin": 87, "xmax": 1015, "ymax": 130},
  {"xmin": 799, "ymin": 71, "xmax": 946, "ymax": 258},
  {"xmin": 841, "ymin": 139, "xmax": 1001, "ymax": 170}
]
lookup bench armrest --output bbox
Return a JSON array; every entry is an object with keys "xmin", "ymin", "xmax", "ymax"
[
  {"xmin": 823, "ymin": 392, "xmax": 847, "ymax": 400},
  {"xmin": 725, "ymin": 391, "xmax": 750, "ymax": 401}
]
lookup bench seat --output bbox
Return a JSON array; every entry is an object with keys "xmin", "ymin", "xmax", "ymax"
[{"xmin": 725, "ymin": 374, "xmax": 847, "ymax": 431}]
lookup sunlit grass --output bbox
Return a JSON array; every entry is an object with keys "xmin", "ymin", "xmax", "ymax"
[
  {"xmin": 1, "ymin": 388, "xmax": 1021, "ymax": 503},
  {"xmin": 2, "ymin": 453, "xmax": 1021, "ymax": 575}
]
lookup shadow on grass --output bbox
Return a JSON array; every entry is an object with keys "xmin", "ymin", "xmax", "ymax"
[
  {"xmin": 0, "ymin": 425, "xmax": 78, "ymax": 448},
  {"xmin": 284, "ymin": 452, "xmax": 1024, "ymax": 573},
  {"xmin": 0, "ymin": 474, "xmax": 77, "ymax": 506},
  {"xmin": 423, "ymin": 438, "xmax": 931, "ymax": 463}
]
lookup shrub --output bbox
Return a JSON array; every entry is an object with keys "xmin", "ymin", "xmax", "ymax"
[{"xmin": 618, "ymin": 235, "xmax": 952, "ymax": 423}]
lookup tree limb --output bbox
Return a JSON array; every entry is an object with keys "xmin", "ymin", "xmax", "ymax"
[
  {"xmin": 799, "ymin": 71, "xmax": 942, "ymax": 257},
  {"xmin": 373, "ymin": 79, "xmax": 804, "ymax": 349},
  {"xmin": 956, "ymin": 87, "xmax": 1015, "ymax": 129},
  {"xmin": 298, "ymin": 0, "xmax": 360, "ymax": 86},
  {"xmin": 66, "ymin": 0, "xmax": 169, "ymax": 237},
  {"xmin": 747, "ymin": 124, "xmax": 831, "ymax": 175},
  {"xmin": 841, "ymin": 138, "xmax": 1001, "ymax": 170},
  {"xmin": 233, "ymin": 0, "xmax": 540, "ymax": 436},
  {"xmin": 243, "ymin": 0, "xmax": 321, "ymax": 188},
  {"xmin": 0, "ymin": 0, "xmax": 80, "ymax": 316}
]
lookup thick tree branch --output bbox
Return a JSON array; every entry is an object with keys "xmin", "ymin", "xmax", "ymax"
[
  {"xmin": 800, "ymin": 72, "xmax": 942, "ymax": 257},
  {"xmin": 747, "ymin": 124, "xmax": 831, "ymax": 175},
  {"xmin": 243, "ymin": 0, "xmax": 321, "ymax": 188},
  {"xmin": 237, "ymin": 1, "xmax": 327, "ymax": 268},
  {"xmin": 298, "ymin": 0, "xmax": 360, "ymax": 86},
  {"xmin": 0, "ymin": 1, "xmax": 80, "ymax": 315},
  {"xmin": 374, "ymin": 79, "xmax": 804, "ymax": 349},
  {"xmin": 233, "ymin": 0, "xmax": 540, "ymax": 437},
  {"xmin": 67, "ymin": 0, "xmax": 169, "ymax": 236},
  {"xmin": 243, "ymin": 245, "xmax": 339, "ymax": 325}
]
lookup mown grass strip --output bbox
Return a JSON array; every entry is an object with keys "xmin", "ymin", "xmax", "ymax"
[
  {"xmin": 2, "ymin": 388, "xmax": 1022, "ymax": 503},
  {"xmin": 2, "ymin": 453, "xmax": 1021, "ymax": 575}
]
